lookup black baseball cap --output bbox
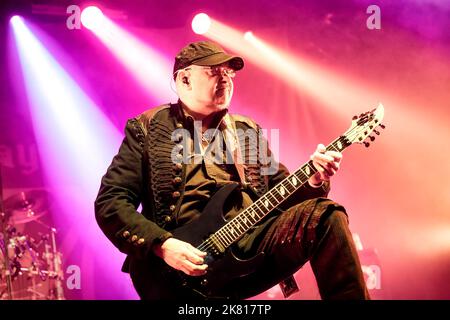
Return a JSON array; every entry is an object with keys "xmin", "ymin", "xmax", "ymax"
[{"xmin": 173, "ymin": 41, "xmax": 244, "ymax": 79}]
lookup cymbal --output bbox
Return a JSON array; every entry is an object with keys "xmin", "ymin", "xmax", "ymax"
[{"xmin": 3, "ymin": 190, "xmax": 51, "ymax": 224}]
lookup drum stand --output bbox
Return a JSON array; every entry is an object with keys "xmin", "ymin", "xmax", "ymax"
[
  {"xmin": 1, "ymin": 216, "xmax": 13, "ymax": 300},
  {"xmin": 34, "ymin": 219, "xmax": 65, "ymax": 300},
  {"xmin": 1, "ymin": 166, "xmax": 64, "ymax": 300},
  {"xmin": 0, "ymin": 167, "xmax": 13, "ymax": 300}
]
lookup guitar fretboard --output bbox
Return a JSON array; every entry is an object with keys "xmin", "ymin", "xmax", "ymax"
[{"xmin": 204, "ymin": 135, "xmax": 351, "ymax": 253}]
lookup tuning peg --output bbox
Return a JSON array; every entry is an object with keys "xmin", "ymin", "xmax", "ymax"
[
  {"xmin": 352, "ymin": 115, "xmax": 358, "ymax": 120},
  {"xmin": 369, "ymin": 136, "xmax": 375, "ymax": 141},
  {"xmin": 380, "ymin": 124, "xmax": 386, "ymax": 129},
  {"xmin": 374, "ymin": 130, "xmax": 380, "ymax": 135},
  {"xmin": 363, "ymin": 142, "xmax": 370, "ymax": 147}
]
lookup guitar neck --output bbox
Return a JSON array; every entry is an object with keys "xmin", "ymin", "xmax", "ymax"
[{"xmin": 208, "ymin": 135, "xmax": 352, "ymax": 251}]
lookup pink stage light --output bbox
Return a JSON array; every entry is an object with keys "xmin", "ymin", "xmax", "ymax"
[
  {"xmin": 192, "ymin": 13, "xmax": 211, "ymax": 35},
  {"xmin": 80, "ymin": 6, "xmax": 104, "ymax": 30},
  {"xmin": 197, "ymin": 18, "xmax": 371, "ymax": 117}
]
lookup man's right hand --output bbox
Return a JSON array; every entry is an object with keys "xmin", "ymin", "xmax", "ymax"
[{"xmin": 152, "ymin": 237, "xmax": 208, "ymax": 276}]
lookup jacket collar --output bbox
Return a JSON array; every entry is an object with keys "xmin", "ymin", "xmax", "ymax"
[{"xmin": 172, "ymin": 100, "xmax": 229, "ymax": 130}]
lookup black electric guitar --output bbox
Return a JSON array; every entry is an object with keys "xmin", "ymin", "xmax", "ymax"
[{"xmin": 145, "ymin": 104, "xmax": 385, "ymax": 299}]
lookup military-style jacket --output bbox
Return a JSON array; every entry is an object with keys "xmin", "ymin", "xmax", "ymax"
[{"xmin": 94, "ymin": 102, "xmax": 329, "ymax": 272}]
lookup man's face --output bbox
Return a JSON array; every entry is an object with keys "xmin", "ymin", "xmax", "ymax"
[{"xmin": 187, "ymin": 63, "xmax": 235, "ymax": 111}]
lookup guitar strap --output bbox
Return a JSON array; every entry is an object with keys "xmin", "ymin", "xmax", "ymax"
[
  {"xmin": 223, "ymin": 114, "xmax": 248, "ymax": 186},
  {"xmin": 226, "ymin": 113, "xmax": 300, "ymax": 298}
]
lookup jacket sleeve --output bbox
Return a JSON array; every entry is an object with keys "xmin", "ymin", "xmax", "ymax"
[{"xmin": 94, "ymin": 118, "xmax": 171, "ymax": 260}]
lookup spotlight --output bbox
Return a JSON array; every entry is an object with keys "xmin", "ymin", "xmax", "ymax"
[
  {"xmin": 81, "ymin": 6, "xmax": 104, "ymax": 30},
  {"xmin": 192, "ymin": 13, "xmax": 211, "ymax": 35},
  {"xmin": 10, "ymin": 15, "xmax": 23, "ymax": 25},
  {"xmin": 244, "ymin": 31, "xmax": 254, "ymax": 41}
]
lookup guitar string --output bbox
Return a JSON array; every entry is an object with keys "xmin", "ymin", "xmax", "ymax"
[
  {"xmin": 196, "ymin": 127, "xmax": 366, "ymax": 253},
  {"xmin": 196, "ymin": 120, "xmax": 375, "ymax": 252}
]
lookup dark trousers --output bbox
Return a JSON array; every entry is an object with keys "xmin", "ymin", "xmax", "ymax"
[{"xmin": 222, "ymin": 198, "xmax": 370, "ymax": 300}]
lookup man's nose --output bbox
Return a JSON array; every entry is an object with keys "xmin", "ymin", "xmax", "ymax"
[
  {"xmin": 218, "ymin": 72, "xmax": 233, "ymax": 83},
  {"xmin": 218, "ymin": 76, "xmax": 231, "ymax": 85}
]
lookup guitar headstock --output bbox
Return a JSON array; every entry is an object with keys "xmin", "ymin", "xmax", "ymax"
[{"xmin": 344, "ymin": 103, "xmax": 385, "ymax": 147}]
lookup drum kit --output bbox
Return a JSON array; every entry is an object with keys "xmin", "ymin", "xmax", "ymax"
[{"xmin": 1, "ymin": 190, "xmax": 65, "ymax": 300}]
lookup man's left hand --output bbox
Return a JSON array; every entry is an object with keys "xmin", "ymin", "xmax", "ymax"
[{"xmin": 308, "ymin": 143, "xmax": 342, "ymax": 186}]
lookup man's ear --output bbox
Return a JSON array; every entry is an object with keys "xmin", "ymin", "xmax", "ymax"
[{"xmin": 177, "ymin": 70, "xmax": 191, "ymax": 87}]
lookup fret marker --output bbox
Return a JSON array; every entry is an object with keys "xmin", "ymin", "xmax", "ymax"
[
  {"xmin": 305, "ymin": 166, "xmax": 310, "ymax": 175},
  {"xmin": 292, "ymin": 176, "xmax": 298, "ymax": 186},
  {"xmin": 264, "ymin": 200, "xmax": 269, "ymax": 208},
  {"xmin": 279, "ymin": 186, "xmax": 286, "ymax": 196},
  {"xmin": 337, "ymin": 141, "xmax": 342, "ymax": 149},
  {"xmin": 230, "ymin": 228, "xmax": 235, "ymax": 234}
]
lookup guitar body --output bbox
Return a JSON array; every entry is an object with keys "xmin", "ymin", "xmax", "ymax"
[{"xmin": 145, "ymin": 183, "xmax": 265, "ymax": 299}]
